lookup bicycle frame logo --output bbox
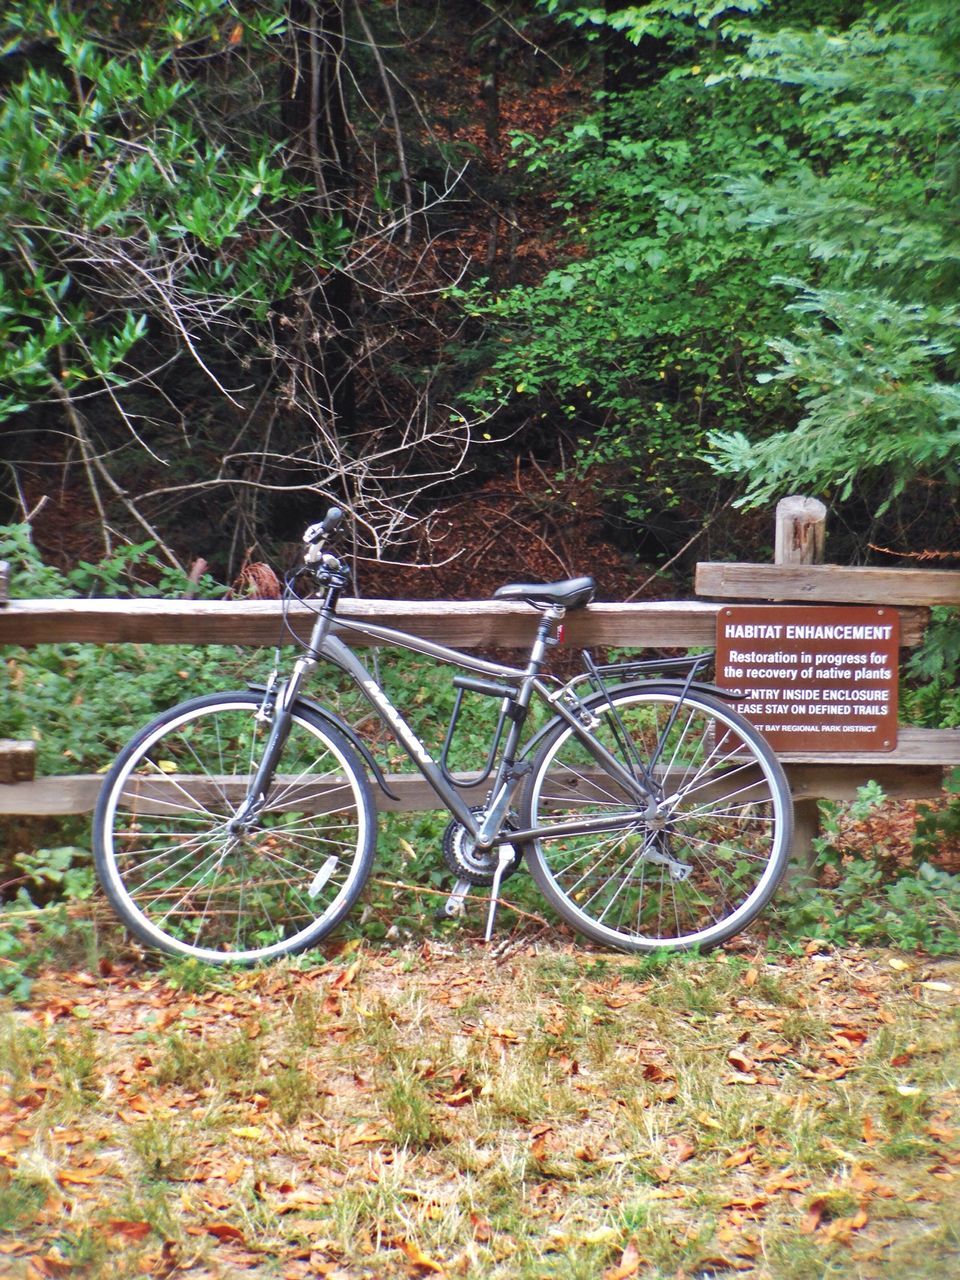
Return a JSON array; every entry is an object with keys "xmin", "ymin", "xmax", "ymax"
[{"xmin": 361, "ymin": 678, "xmax": 434, "ymax": 768}]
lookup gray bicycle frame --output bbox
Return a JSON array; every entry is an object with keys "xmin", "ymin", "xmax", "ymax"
[{"xmin": 255, "ymin": 603, "xmax": 655, "ymax": 849}]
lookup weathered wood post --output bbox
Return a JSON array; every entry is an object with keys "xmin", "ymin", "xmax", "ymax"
[
  {"xmin": 0, "ymin": 561, "xmax": 36, "ymax": 784},
  {"xmin": 775, "ymin": 495, "xmax": 826, "ymax": 568},
  {"xmin": 776, "ymin": 497, "xmax": 827, "ymax": 874}
]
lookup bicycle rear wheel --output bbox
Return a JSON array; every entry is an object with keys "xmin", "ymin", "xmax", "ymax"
[
  {"xmin": 521, "ymin": 683, "xmax": 792, "ymax": 952},
  {"xmin": 93, "ymin": 692, "xmax": 376, "ymax": 963}
]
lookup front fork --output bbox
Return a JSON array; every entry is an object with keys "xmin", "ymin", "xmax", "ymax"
[{"xmin": 228, "ymin": 654, "xmax": 316, "ymax": 833}]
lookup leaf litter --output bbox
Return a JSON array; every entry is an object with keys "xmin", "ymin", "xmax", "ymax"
[{"xmin": 0, "ymin": 941, "xmax": 958, "ymax": 1278}]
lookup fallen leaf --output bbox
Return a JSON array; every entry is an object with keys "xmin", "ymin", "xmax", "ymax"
[
  {"xmin": 580, "ymin": 1226, "xmax": 621, "ymax": 1246},
  {"xmin": 692, "ymin": 1253, "xmax": 752, "ymax": 1273},
  {"xmin": 396, "ymin": 1238, "xmax": 445, "ymax": 1273},
  {"xmin": 206, "ymin": 1223, "xmax": 245, "ymax": 1243},
  {"xmin": 470, "ymin": 1213, "xmax": 492, "ymax": 1242},
  {"xmin": 824, "ymin": 1207, "xmax": 868, "ymax": 1241},
  {"xmin": 104, "ymin": 1221, "xmax": 152, "ymax": 1241},
  {"xmin": 722, "ymin": 1194, "xmax": 769, "ymax": 1213},
  {"xmin": 230, "ymin": 1125, "xmax": 265, "ymax": 1141},
  {"xmin": 58, "ymin": 1162, "xmax": 109, "ymax": 1186},
  {"xmin": 666, "ymin": 1135, "xmax": 696, "ymax": 1163},
  {"xmin": 728, "ymin": 1048, "xmax": 754, "ymax": 1073},
  {"xmin": 723, "ymin": 1145, "xmax": 755, "ymax": 1169},
  {"xmin": 343, "ymin": 1122, "xmax": 388, "ymax": 1147},
  {"xmin": 603, "ymin": 1239, "xmax": 643, "ymax": 1280}
]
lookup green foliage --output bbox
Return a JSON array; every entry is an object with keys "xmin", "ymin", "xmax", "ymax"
[
  {"xmin": 463, "ymin": 3, "xmax": 825, "ymax": 523},
  {"xmin": 774, "ymin": 784, "xmax": 960, "ymax": 954},
  {"xmin": 0, "ymin": 902, "xmax": 98, "ymax": 1001},
  {"xmin": 0, "ymin": 0, "xmax": 343, "ymax": 419},
  {"xmin": 539, "ymin": 1, "xmax": 767, "ymax": 46},
  {"xmin": 463, "ymin": 63, "xmax": 805, "ymax": 521},
  {"xmin": 0, "ymin": 525, "xmax": 243, "ymax": 776},
  {"xmin": 708, "ymin": 1, "xmax": 960, "ymax": 510},
  {"xmin": 903, "ymin": 609, "xmax": 960, "ymax": 729},
  {"xmin": 465, "ymin": 1, "xmax": 959, "ymax": 534}
]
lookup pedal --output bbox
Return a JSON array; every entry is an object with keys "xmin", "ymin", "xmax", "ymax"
[
  {"xmin": 437, "ymin": 878, "xmax": 472, "ymax": 920},
  {"xmin": 484, "ymin": 843, "xmax": 518, "ymax": 942}
]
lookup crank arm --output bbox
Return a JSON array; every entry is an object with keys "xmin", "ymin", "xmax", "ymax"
[{"xmin": 437, "ymin": 878, "xmax": 473, "ymax": 920}]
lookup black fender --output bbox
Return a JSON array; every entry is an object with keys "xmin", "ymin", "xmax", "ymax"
[
  {"xmin": 521, "ymin": 678, "xmax": 744, "ymax": 763},
  {"xmin": 247, "ymin": 684, "xmax": 401, "ymax": 803}
]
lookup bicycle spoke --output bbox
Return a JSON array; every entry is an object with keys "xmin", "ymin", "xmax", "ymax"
[
  {"xmin": 96, "ymin": 696, "xmax": 374, "ymax": 962},
  {"xmin": 524, "ymin": 686, "xmax": 791, "ymax": 952}
]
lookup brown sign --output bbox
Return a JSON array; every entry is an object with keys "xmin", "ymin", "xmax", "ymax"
[{"xmin": 715, "ymin": 606, "xmax": 899, "ymax": 752}]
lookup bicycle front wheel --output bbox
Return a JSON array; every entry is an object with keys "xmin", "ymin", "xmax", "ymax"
[
  {"xmin": 521, "ymin": 684, "xmax": 792, "ymax": 952},
  {"xmin": 94, "ymin": 692, "xmax": 376, "ymax": 963}
]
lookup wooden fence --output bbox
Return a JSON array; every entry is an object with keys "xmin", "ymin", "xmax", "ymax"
[{"xmin": 1, "ymin": 498, "xmax": 958, "ymax": 862}]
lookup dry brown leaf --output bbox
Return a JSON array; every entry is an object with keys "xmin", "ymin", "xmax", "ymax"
[
  {"xmin": 103, "ymin": 1220, "xmax": 152, "ymax": 1241},
  {"xmin": 602, "ymin": 1239, "xmax": 644, "ymax": 1280},
  {"xmin": 470, "ymin": 1213, "xmax": 492, "ymax": 1242},
  {"xmin": 666, "ymin": 1135, "xmax": 696, "ymax": 1163},
  {"xmin": 727, "ymin": 1048, "xmax": 754, "ymax": 1073},
  {"xmin": 824, "ymin": 1207, "xmax": 868, "ymax": 1241},
  {"xmin": 58, "ymin": 1162, "xmax": 109, "ymax": 1186},
  {"xmin": 343, "ymin": 1123, "xmax": 389, "ymax": 1147},
  {"xmin": 206, "ymin": 1223, "xmax": 245, "ymax": 1243},
  {"xmin": 801, "ymin": 1197, "xmax": 831, "ymax": 1234},
  {"xmin": 723, "ymin": 1145, "xmax": 755, "ymax": 1169},
  {"xmin": 396, "ymin": 1237, "xmax": 445, "ymax": 1273}
]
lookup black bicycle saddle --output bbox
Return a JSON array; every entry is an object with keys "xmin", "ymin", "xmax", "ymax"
[{"xmin": 492, "ymin": 576, "xmax": 596, "ymax": 609}]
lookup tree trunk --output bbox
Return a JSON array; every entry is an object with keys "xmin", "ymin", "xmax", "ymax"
[{"xmin": 281, "ymin": 0, "xmax": 356, "ymax": 434}]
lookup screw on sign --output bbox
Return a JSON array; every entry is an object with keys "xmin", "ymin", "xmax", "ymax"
[{"xmin": 715, "ymin": 606, "xmax": 899, "ymax": 752}]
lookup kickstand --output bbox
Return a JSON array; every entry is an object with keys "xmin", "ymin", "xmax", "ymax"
[{"xmin": 484, "ymin": 845, "xmax": 517, "ymax": 943}]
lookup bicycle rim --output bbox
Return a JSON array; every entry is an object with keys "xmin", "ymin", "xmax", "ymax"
[
  {"xmin": 94, "ymin": 693, "xmax": 375, "ymax": 962},
  {"xmin": 522, "ymin": 686, "xmax": 792, "ymax": 951}
]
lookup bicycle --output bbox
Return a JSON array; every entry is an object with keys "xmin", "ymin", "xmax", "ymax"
[{"xmin": 93, "ymin": 507, "xmax": 794, "ymax": 964}]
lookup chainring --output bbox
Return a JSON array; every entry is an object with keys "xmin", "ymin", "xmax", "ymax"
[{"xmin": 441, "ymin": 806, "xmax": 522, "ymax": 886}]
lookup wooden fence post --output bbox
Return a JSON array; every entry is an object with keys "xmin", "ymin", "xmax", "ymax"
[
  {"xmin": 775, "ymin": 495, "xmax": 827, "ymax": 568},
  {"xmin": 776, "ymin": 497, "xmax": 827, "ymax": 876}
]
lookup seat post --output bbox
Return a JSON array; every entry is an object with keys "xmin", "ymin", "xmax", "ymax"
[{"xmin": 525, "ymin": 605, "xmax": 565, "ymax": 680}]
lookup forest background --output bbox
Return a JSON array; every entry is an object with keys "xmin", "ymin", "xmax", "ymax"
[
  {"xmin": 1, "ymin": 0, "xmax": 960, "ymax": 960},
  {"xmin": 2, "ymin": 0, "xmax": 958, "ymax": 584}
]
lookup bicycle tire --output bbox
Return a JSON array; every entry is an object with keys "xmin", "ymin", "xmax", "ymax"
[
  {"xmin": 93, "ymin": 691, "xmax": 377, "ymax": 963},
  {"xmin": 521, "ymin": 683, "xmax": 793, "ymax": 952}
]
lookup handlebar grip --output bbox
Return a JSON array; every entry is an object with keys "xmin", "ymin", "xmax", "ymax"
[
  {"xmin": 303, "ymin": 506, "xmax": 345, "ymax": 548},
  {"xmin": 321, "ymin": 506, "xmax": 344, "ymax": 535}
]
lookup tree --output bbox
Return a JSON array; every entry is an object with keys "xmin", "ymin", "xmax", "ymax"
[
  {"xmin": 706, "ymin": 1, "xmax": 960, "ymax": 525},
  {"xmin": 0, "ymin": 0, "xmax": 474, "ymax": 567},
  {"xmin": 459, "ymin": 1, "xmax": 816, "ymax": 544}
]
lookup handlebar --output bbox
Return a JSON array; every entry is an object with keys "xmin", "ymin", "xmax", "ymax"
[
  {"xmin": 301, "ymin": 506, "xmax": 349, "ymax": 577},
  {"xmin": 303, "ymin": 506, "xmax": 344, "ymax": 547}
]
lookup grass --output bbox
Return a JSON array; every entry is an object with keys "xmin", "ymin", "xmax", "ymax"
[{"xmin": 0, "ymin": 943, "xmax": 958, "ymax": 1278}]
